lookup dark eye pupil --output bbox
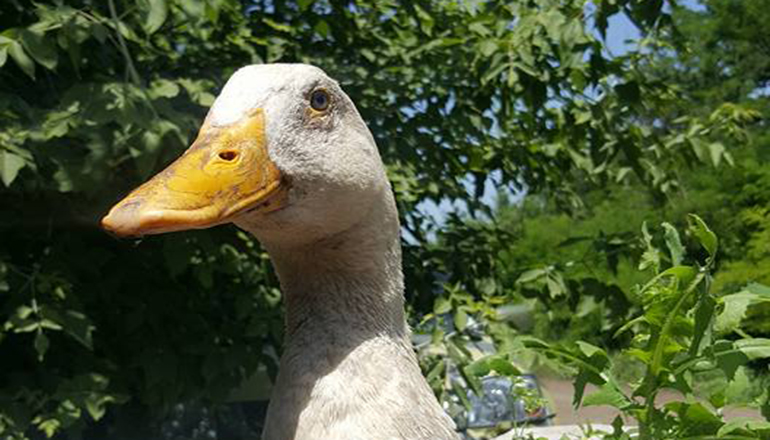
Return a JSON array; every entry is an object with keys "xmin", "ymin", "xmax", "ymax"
[{"xmin": 311, "ymin": 91, "xmax": 329, "ymax": 110}]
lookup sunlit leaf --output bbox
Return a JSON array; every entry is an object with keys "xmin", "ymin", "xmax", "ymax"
[
  {"xmin": 0, "ymin": 149, "xmax": 27, "ymax": 187},
  {"xmin": 715, "ymin": 293, "xmax": 752, "ymax": 334},
  {"xmin": 734, "ymin": 338, "xmax": 770, "ymax": 360},
  {"xmin": 144, "ymin": 0, "xmax": 168, "ymax": 34},
  {"xmin": 583, "ymin": 382, "xmax": 631, "ymax": 409},
  {"xmin": 662, "ymin": 222, "xmax": 684, "ymax": 266}
]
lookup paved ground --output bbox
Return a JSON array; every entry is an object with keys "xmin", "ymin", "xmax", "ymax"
[
  {"xmin": 495, "ymin": 425, "xmax": 617, "ymax": 440},
  {"xmin": 539, "ymin": 376, "xmax": 761, "ymax": 425}
]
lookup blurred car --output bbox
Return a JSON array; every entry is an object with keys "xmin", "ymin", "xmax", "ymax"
[
  {"xmin": 461, "ymin": 375, "xmax": 552, "ymax": 429},
  {"xmin": 412, "ymin": 312, "xmax": 554, "ymax": 438}
]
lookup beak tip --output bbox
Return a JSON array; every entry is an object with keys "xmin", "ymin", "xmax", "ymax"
[
  {"xmin": 101, "ymin": 202, "xmax": 190, "ymax": 237},
  {"xmin": 101, "ymin": 211, "xmax": 134, "ymax": 238},
  {"xmin": 101, "ymin": 202, "xmax": 146, "ymax": 238}
]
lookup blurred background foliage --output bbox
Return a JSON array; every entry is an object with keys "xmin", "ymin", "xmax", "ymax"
[{"xmin": 0, "ymin": 0, "xmax": 767, "ymax": 438}]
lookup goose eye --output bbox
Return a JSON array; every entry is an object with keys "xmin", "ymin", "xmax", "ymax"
[
  {"xmin": 219, "ymin": 151, "xmax": 238, "ymax": 161},
  {"xmin": 310, "ymin": 89, "xmax": 330, "ymax": 111}
]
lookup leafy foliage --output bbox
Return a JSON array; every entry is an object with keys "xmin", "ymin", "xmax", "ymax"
[{"xmin": 519, "ymin": 217, "xmax": 770, "ymax": 439}]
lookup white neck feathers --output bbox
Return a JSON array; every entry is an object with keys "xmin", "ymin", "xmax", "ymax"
[{"xmin": 253, "ymin": 187, "xmax": 458, "ymax": 440}]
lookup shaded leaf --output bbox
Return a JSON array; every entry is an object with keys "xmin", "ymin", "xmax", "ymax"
[
  {"xmin": 34, "ymin": 331, "xmax": 49, "ymax": 362},
  {"xmin": 465, "ymin": 357, "xmax": 491, "ymax": 377},
  {"xmin": 713, "ymin": 340, "xmax": 750, "ymax": 380},
  {"xmin": 19, "ymin": 29, "xmax": 57, "ymax": 70},
  {"xmin": 8, "ymin": 40, "xmax": 34, "ymax": 79},
  {"xmin": 297, "ymin": 0, "xmax": 314, "ymax": 11},
  {"xmin": 687, "ymin": 214, "xmax": 717, "ymax": 261}
]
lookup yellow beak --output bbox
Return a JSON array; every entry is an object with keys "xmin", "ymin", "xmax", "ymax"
[{"xmin": 101, "ymin": 109, "xmax": 288, "ymax": 237}]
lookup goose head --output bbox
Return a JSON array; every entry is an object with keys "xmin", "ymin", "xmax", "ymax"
[{"xmin": 102, "ymin": 64, "xmax": 389, "ymax": 247}]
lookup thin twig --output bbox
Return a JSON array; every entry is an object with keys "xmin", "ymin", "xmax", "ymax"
[{"xmin": 107, "ymin": 0, "xmax": 141, "ymax": 86}]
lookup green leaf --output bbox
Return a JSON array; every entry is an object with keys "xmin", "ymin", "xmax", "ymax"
[
  {"xmin": 478, "ymin": 40, "xmax": 497, "ymax": 57},
  {"xmin": 715, "ymin": 293, "xmax": 752, "ymax": 334},
  {"xmin": 708, "ymin": 142, "xmax": 726, "ymax": 167},
  {"xmin": 434, "ymin": 296, "xmax": 452, "ymax": 315},
  {"xmin": 468, "ymin": 22, "xmax": 490, "ymax": 36},
  {"xmin": 687, "ymin": 214, "xmax": 717, "ymax": 261},
  {"xmin": 37, "ymin": 418, "xmax": 61, "ymax": 438},
  {"xmin": 713, "ymin": 340, "xmax": 750, "ymax": 380},
  {"xmin": 487, "ymin": 357, "xmax": 520, "ymax": 376},
  {"xmin": 465, "ymin": 357, "xmax": 491, "ymax": 377},
  {"xmin": 656, "ymin": 265, "xmax": 697, "ymax": 287},
  {"xmin": 90, "ymin": 22, "xmax": 108, "ymax": 44},
  {"xmin": 583, "ymin": 382, "xmax": 631, "ymax": 409},
  {"xmin": 115, "ymin": 20, "xmax": 140, "ymax": 43},
  {"xmin": 0, "ymin": 262, "xmax": 8, "ymax": 292},
  {"xmin": 459, "ymin": 364, "xmax": 483, "ymax": 397},
  {"xmin": 453, "ymin": 309, "xmax": 468, "ymax": 331},
  {"xmin": 34, "ymin": 331, "xmax": 49, "ymax": 362},
  {"xmin": 725, "ymin": 367, "xmax": 754, "ymax": 406},
  {"xmin": 718, "ymin": 417, "xmax": 770, "ymax": 437},
  {"xmin": 446, "ymin": 338, "xmax": 470, "ymax": 365},
  {"xmin": 546, "ymin": 272, "xmax": 567, "ymax": 298},
  {"xmin": 664, "ymin": 401, "xmax": 724, "ymax": 435},
  {"xmin": 40, "ymin": 319, "xmax": 63, "ymax": 331},
  {"xmin": 662, "ymin": 222, "xmax": 684, "ymax": 266},
  {"xmin": 41, "ymin": 307, "xmax": 95, "ymax": 350},
  {"xmin": 19, "ymin": 29, "xmax": 57, "ymax": 70},
  {"xmin": 639, "ymin": 221, "xmax": 660, "ymax": 273},
  {"xmin": 0, "ymin": 45, "xmax": 7, "ymax": 67},
  {"xmin": 0, "ymin": 149, "xmax": 27, "ymax": 187},
  {"xmin": 84, "ymin": 393, "xmax": 115, "ymax": 421},
  {"xmin": 690, "ymin": 294, "xmax": 715, "ymax": 355},
  {"xmin": 424, "ymin": 359, "xmax": 445, "ymax": 385},
  {"xmin": 451, "ymin": 379, "xmax": 472, "ymax": 410},
  {"xmin": 298, "ymin": 0, "xmax": 314, "ymax": 11},
  {"xmin": 639, "ymin": 249, "xmax": 661, "ymax": 273},
  {"xmin": 516, "ymin": 268, "xmax": 546, "ymax": 284},
  {"xmin": 744, "ymin": 282, "xmax": 770, "ymax": 298},
  {"xmin": 263, "ymin": 18, "xmax": 293, "ymax": 34},
  {"xmin": 734, "ymin": 338, "xmax": 770, "ymax": 360},
  {"xmin": 576, "ymin": 341, "xmax": 605, "ymax": 359},
  {"xmin": 144, "ymin": 0, "xmax": 169, "ymax": 35},
  {"xmin": 8, "ymin": 40, "xmax": 35, "ymax": 79},
  {"xmin": 149, "ymin": 78, "xmax": 180, "ymax": 99}
]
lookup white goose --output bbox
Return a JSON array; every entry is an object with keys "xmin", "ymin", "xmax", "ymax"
[{"xmin": 102, "ymin": 64, "xmax": 459, "ymax": 440}]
